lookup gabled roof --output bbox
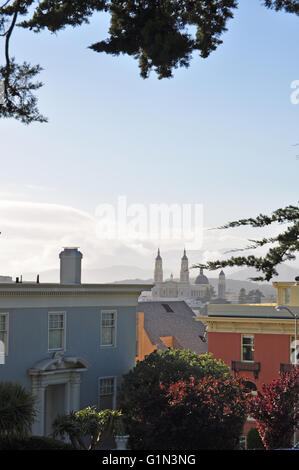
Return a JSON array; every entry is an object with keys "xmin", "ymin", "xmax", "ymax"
[{"xmin": 138, "ymin": 301, "xmax": 208, "ymax": 354}]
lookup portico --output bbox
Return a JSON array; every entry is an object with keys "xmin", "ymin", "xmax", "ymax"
[{"xmin": 28, "ymin": 353, "xmax": 88, "ymax": 436}]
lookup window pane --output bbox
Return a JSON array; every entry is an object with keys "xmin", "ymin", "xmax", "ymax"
[
  {"xmin": 102, "ymin": 328, "xmax": 113, "ymax": 345},
  {"xmin": 0, "ymin": 315, "xmax": 7, "ymax": 354},
  {"xmin": 99, "ymin": 378, "xmax": 115, "ymax": 410},
  {"xmin": 242, "ymin": 336, "xmax": 254, "ymax": 361},
  {"xmin": 101, "ymin": 312, "xmax": 115, "ymax": 346},
  {"xmin": 49, "ymin": 330, "xmax": 63, "ymax": 350},
  {"xmin": 49, "ymin": 315, "xmax": 64, "ymax": 329},
  {"xmin": 0, "ymin": 315, "xmax": 7, "ymax": 331},
  {"xmin": 48, "ymin": 313, "xmax": 64, "ymax": 350}
]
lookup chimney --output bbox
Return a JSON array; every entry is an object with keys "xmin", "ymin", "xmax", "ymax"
[{"xmin": 59, "ymin": 248, "xmax": 83, "ymax": 284}]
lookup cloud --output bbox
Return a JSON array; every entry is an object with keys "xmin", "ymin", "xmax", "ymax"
[{"xmin": 1, "ymin": 199, "xmax": 297, "ymax": 281}]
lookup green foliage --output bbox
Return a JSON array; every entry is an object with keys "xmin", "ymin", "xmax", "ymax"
[
  {"xmin": 198, "ymin": 204, "xmax": 299, "ymax": 281},
  {"xmin": 0, "ymin": 381, "xmax": 36, "ymax": 437},
  {"xmin": 264, "ymin": 0, "xmax": 299, "ymax": 14},
  {"xmin": 238, "ymin": 288, "xmax": 264, "ymax": 304},
  {"xmin": 52, "ymin": 406, "xmax": 125, "ymax": 450},
  {"xmin": 0, "ymin": 1, "xmax": 298, "ymax": 124},
  {"xmin": 238, "ymin": 288, "xmax": 247, "ymax": 304},
  {"xmin": 118, "ymin": 350, "xmax": 232, "ymax": 449},
  {"xmin": 20, "ymin": 0, "xmax": 108, "ymax": 32},
  {"xmin": 0, "ymin": 435, "xmax": 74, "ymax": 450},
  {"xmin": 90, "ymin": 1, "xmax": 237, "ymax": 79},
  {"xmin": 246, "ymin": 427, "xmax": 265, "ymax": 450}
]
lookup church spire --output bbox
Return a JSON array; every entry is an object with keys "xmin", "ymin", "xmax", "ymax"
[
  {"xmin": 154, "ymin": 248, "xmax": 163, "ymax": 283},
  {"xmin": 180, "ymin": 248, "xmax": 189, "ymax": 283}
]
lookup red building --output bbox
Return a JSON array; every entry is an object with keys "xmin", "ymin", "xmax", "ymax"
[{"xmin": 198, "ymin": 281, "xmax": 299, "ymax": 447}]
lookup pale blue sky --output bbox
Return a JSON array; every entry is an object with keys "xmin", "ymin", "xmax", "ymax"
[{"xmin": 0, "ymin": 0, "xmax": 298, "ymax": 277}]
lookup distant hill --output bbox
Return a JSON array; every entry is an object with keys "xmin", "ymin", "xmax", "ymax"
[
  {"xmin": 229, "ymin": 264, "xmax": 299, "ymax": 283},
  {"xmin": 18, "ymin": 262, "xmax": 298, "ymax": 302},
  {"xmin": 21, "ymin": 266, "xmax": 154, "ymax": 284}
]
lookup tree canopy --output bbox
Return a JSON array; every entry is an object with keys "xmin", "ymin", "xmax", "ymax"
[
  {"xmin": 118, "ymin": 350, "xmax": 232, "ymax": 449},
  {"xmin": 0, "ymin": 0, "xmax": 298, "ymax": 124},
  {"xmin": 157, "ymin": 375, "xmax": 248, "ymax": 450}
]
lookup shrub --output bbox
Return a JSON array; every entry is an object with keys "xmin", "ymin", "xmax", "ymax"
[
  {"xmin": 118, "ymin": 350, "xmax": 238, "ymax": 449},
  {"xmin": 248, "ymin": 368, "xmax": 299, "ymax": 450},
  {"xmin": 0, "ymin": 382, "xmax": 36, "ymax": 437},
  {"xmin": 0, "ymin": 436, "xmax": 74, "ymax": 450}
]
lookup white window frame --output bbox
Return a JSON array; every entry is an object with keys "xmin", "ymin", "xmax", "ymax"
[
  {"xmin": 290, "ymin": 335, "xmax": 299, "ymax": 364},
  {"xmin": 48, "ymin": 311, "xmax": 66, "ymax": 352},
  {"xmin": 282, "ymin": 288, "xmax": 290, "ymax": 305},
  {"xmin": 241, "ymin": 334, "xmax": 255, "ymax": 362},
  {"xmin": 0, "ymin": 313, "xmax": 9, "ymax": 356},
  {"xmin": 100, "ymin": 310, "xmax": 117, "ymax": 348},
  {"xmin": 98, "ymin": 376, "xmax": 117, "ymax": 410}
]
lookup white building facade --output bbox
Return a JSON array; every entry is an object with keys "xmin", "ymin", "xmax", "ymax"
[{"xmin": 152, "ymin": 249, "xmax": 226, "ymax": 304}]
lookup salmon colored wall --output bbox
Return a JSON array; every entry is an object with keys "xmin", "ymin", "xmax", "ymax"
[{"xmin": 208, "ymin": 332, "xmax": 291, "ymax": 388}]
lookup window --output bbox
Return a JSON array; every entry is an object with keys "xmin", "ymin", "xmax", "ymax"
[
  {"xmin": 281, "ymin": 288, "xmax": 290, "ymax": 305},
  {"xmin": 290, "ymin": 336, "xmax": 299, "ymax": 364},
  {"xmin": 242, "ymin": 335, "xmax": 254, "ymax": 362},
  {"xmin": 0, "ymin": 313, "xmax": 8, "ymax": 356},
  {"xmin": 101, "ymin": 311, "xmax": 116, "ymax": 347},
  {"xmin": 244, "ymin": 381, "xmax": 257, "ymax": 396},
  {"xmin": 162, "ymin": 303, "xmax": 174, "ymax": 313},
  {"xmin": 98, "ymin": 377, "xmax": 116, "ymax": 410},
  {"xmin": 48, "ymin": 312, "xmax": 66, "ymax": 351}
]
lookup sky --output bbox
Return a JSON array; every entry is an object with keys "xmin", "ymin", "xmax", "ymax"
[{"xmin": 0, "ymin": 0, "xmax": 298, "ymax": 280}]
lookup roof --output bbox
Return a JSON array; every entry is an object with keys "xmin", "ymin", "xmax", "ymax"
[
  {"xmin": 207, "ymin": 303, "xmax": 299, "ymax": 319},
  {"xmin": 0, "ymin": 283, "xmax": 153, "ymax": 296},
  {"xmin": 194, "ymin": 268, "xmax": 209, "ymax": 285},
  {"xmin": 138, "ymin": 301, "xmax": 208, "ymax": 354}
]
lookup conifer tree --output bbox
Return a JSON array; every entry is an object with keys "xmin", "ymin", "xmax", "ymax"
[{"xmin": 0, "ymin": 1, "xmax": 298, "ymax": 124}]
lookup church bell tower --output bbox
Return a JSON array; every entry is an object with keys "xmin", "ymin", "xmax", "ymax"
[
  {"xmin": 180, "ymin": 249, "xmax": 189, "ymax": 283},
  {"xmin": 154, "ymin": 248, "xmax": 163, "ymax": 283}
]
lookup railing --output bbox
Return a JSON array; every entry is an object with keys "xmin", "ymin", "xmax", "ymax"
[
  {"xmin": 280, "ymin": 363, "xmax": 298, "ymax": 373},
  {"xmin": 231, "ymin": 361, "xmax": 261, "ymax": 379}
]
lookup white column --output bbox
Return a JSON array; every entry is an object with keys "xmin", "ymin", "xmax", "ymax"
[
  {"xmin": 69, "ymin": 373, "xmax": 81, "ymax": 412},
  {"xmin": 31, "ymin": 376, "xmax": 46, "ymax": 436}
]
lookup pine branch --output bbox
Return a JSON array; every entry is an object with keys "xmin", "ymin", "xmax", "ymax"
[{"xmin": 197, "ymin": 204, "xmax": 299, "ymax": 282}]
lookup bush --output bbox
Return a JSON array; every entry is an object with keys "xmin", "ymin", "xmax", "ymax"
[
  {"xmin": 0, "ymin": 436, "xmax": 74, "ymax": 450},
  {"xmin": 118, "ymin": 350, "xmax": 235, "ymax": 449},
  {"xmin": 0, "ymin": 382, "xmax": 36, "ymax": 437}
]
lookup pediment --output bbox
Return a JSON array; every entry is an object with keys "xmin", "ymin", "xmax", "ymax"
[{"xmin": 29, "ymin": 352, "xmax": 89, "ymax": 374}]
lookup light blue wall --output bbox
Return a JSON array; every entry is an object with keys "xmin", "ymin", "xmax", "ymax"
[{"xmin": 0, "ymin": 305, "xmax": 137, "ymax": 409}]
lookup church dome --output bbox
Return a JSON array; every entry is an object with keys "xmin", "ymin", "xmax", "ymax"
[{"xmin": 194, "ymin": 268, "xmax": 209, "ymax": 285}]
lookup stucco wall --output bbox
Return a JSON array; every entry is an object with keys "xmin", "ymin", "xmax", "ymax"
[{"xmin": 0, "ymin": 304, "xmax": 138, "ymax": 409}]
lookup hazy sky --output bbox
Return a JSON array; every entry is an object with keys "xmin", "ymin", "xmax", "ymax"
[{"xmin": 0, "ymin": 0, "xmax": 298, "ymax": 279}]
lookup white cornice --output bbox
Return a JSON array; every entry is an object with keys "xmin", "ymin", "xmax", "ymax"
[
  {"xmin": 0, "ymin": 283, "xmax": 153, "ymax": 297},
  {"xmin": 197, "ymin": 315, "xmax": 295, "ymax": 335}
]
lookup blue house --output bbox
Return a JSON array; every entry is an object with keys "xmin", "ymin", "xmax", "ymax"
[{"xmin": 0, "ymin": 248, "xmax": 151, "ymax": 436}]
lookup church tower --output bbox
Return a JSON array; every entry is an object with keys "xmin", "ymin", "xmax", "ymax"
[
  {"xmin": 218, "ymin": 270, "xmax": 226, "ymax": 299},
  {"xmin": 154, "ymin": 248, "xmax": 163, "ymax": 283},
  {"xmin": 180, "ymin": 249, "xmax": 189, "ymax": 283}
]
